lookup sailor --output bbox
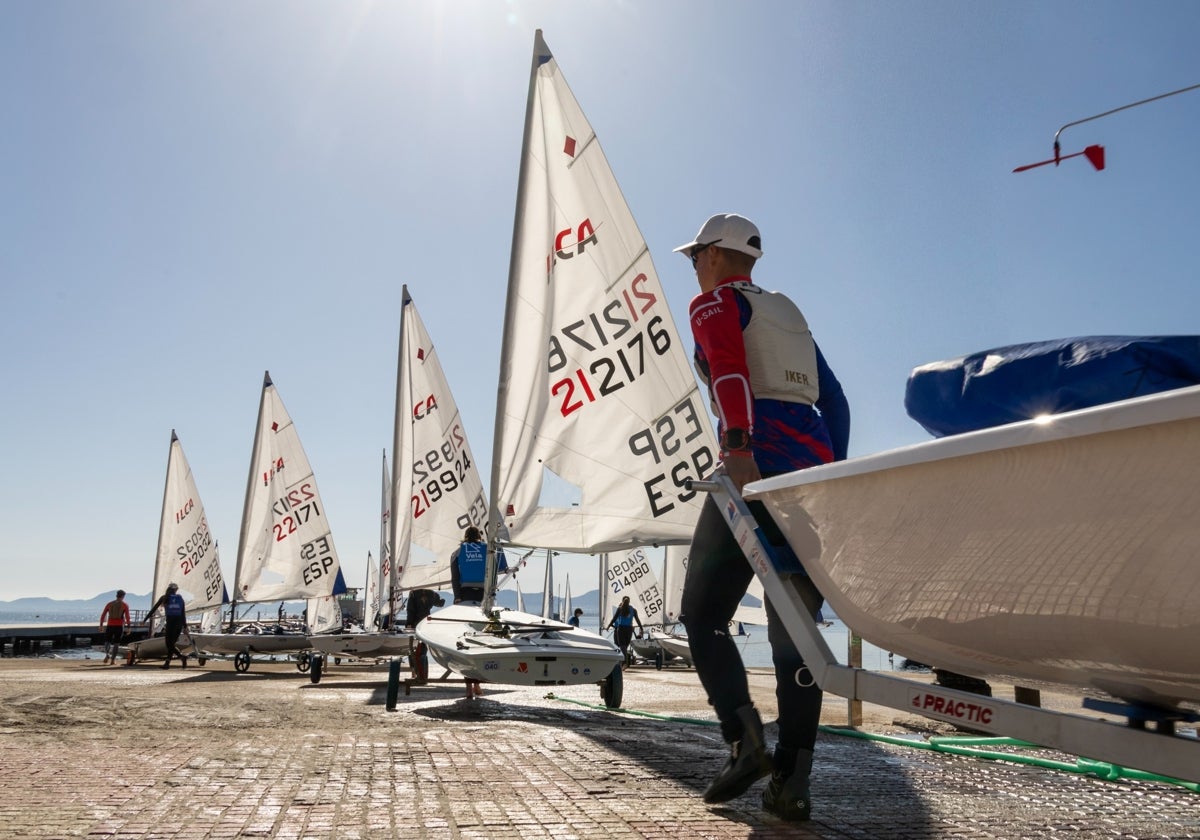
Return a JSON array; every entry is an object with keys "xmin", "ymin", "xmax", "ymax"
[
  {"xmin": 674, "ymin": 213, "xmax": 850, "ymax": 821},
  {"xmin": 98, "ymin": 589, "xmax": 131, "ymax": 665},
  {"xmin": 146, "ymin": 582, "xmax": 190, "ymax": 670},
  {"xmin": 450, "ymin": 526, "xmax": 487, "ymax": 605}
]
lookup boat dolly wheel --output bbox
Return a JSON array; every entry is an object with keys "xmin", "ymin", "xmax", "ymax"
[
  {"xmin": 296, "ymin": 652, "xmax": 311, "ymax": 673},
  {"xmin": 234, "ymin": 651, "xmax": 252, "ymax": 673},
  {"xmin": 600, "ymin": 663, "xmax": 623, "ymax": 709},
  {"xmin": 310, "ymin": 654, "xmax": 324, "ymax": 684}
]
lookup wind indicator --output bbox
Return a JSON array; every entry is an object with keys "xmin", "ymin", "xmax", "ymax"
[
  {"xmin": 1013, "ymin": 81, "xmax": 1200, "ymax": 174},
  {"xmin": 1013, "ymin": 144, "xmax": 1104, "ymax": 173}
]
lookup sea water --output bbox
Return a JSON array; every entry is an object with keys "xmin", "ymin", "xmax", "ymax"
[{"xmin": 2, "ymin": 611, "xmax": 917, "ymax": 673}]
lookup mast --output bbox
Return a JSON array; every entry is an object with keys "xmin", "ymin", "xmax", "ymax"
[
  {"xmin": 485, "ymin": 31, "xmax": 550, "ymax": 615},
  {"xmin": 229, "ymin": 371, "xmax": 272, "ymax": 631}
]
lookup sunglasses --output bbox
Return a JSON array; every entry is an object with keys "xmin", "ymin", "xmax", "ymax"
[{"xmin": 690, "ymin": 241, "xmax": 718, "ymax": 267}]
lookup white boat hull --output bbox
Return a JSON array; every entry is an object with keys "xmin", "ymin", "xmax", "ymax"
[
  {"xmin": 631, "ymin": 628, "xmax": 692, "ymax": 665},
  {"xmin": 748, "ymin": 385, "xmax": 1200, "ymax": 709},
  {"xmin": 306, "ymin": 631, "xmax": 413, "ymax": 659},
  {"xmin": 191, "ymin": 631, "xmax": 312, "ymax": 657},
  {"xmin": 126, "ymin": 635, "xmax": 197, "ymax": 662},
  {"xmin": 416, "ymin": 604, "xmax": 623, "ymax": 685},
  {"xmin": 655, "ymin": 633, "xmax": 693, "ymax": 665}
]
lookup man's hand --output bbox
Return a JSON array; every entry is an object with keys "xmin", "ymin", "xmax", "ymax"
[{"xmin": 723, "ymin": 453, "xmax": 762, "ymax": 494}]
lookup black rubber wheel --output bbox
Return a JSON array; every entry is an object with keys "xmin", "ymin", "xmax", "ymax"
[
  {"xmin": 197, "ymin": 656, "xmax": 207, "ymax": 667},
  {"xmin": 601, "ymin": 663, "xmax": 624, "ymax": 709},
  {"xmin": 334, "ymin": 657, "xmax": 342, "ymax": 665},
  {"xmin": 310, "ymin": 654, "xmax": 323, "ymax": 684},
  {"xmin": 655, "ymin": 650, "xmax": 664, "ymax": 671},
  {"xmin": 234, "ymin": 651, "xmax": 251, "ymax": 673},
  {"xmin": 296, "ymin": 652, "xmax": 311, "ymax": 673}
]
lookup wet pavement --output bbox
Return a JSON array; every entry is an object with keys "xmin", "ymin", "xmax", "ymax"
[{"xmin": 0, "ymin": 659, "xmax": 1196, "ymax": 839}]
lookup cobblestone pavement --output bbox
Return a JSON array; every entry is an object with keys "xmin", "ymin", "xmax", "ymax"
[{"xmin": 0, "ymin": 659, "xmax": 1196, "ymax": 839}]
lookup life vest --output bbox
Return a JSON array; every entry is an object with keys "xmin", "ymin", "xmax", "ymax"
[
  {"xmin": 457, "ymin": 542, "xmax": 487, "ymax": 587},
  {"xmin": 164, "ymin": 593, "xmax": 186, "ymax": 617},
  {"xmin": 723, "ymin": 280, "xmax": 820, "ymax": 405}
]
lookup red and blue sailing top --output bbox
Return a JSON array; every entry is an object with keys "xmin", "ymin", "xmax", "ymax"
[{"xmin": 690, "ymin": 276, "xmax": 849, "ymax": 474}]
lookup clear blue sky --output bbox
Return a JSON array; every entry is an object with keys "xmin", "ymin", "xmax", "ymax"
[{"xmin": 3, "ymin": 1, "xmax": 1198, "ymax": 600}]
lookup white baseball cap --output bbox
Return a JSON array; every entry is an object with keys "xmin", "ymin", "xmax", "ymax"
[{"xmin": 673, "ymin": 213, "xmax": 763, "ymax": 260}]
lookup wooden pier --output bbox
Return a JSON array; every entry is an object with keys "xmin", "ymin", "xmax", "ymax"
[{"xmin": 0, "ymin": 622, "xmax": 150, "ymax": 656}]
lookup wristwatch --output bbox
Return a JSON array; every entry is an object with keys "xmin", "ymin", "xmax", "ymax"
[{"xmin": 720, "ymin": 427, "xmax": 752, "ymax": 453}]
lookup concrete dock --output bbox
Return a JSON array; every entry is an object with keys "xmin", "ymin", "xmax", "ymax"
[{"xmin": 0, "ymin": 658, "xmax": 1196, "ymax": 839}]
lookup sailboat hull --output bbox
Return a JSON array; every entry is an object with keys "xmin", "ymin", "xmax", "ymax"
[
  {"xmin": 126, "ymin": 635, "xmax": 198, "ymax": 662},
  {"xmin": 306, "ymin": 631, "xmax": 414, "ymax": 659},
  {"xmin": 416, "ymin": 604, "xmax": 623, "ymax": 685},
  {"xmin": 191, "ymin": 631, "xmax": 312, "ymax": 657},
  {"xmin": 748, "ymin": 385, "xmax": 1200, "ymax": 709}
]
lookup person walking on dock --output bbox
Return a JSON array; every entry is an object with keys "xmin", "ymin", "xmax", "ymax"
[
  {"xmin": 606, "ymin": 596, "xmax": 644, "ymax": 668},
  {"xmin": 98, "ymin": 590, "xmax": 131, "ymax": 665},
  {"xmin": 146, "ymin": 583, "xmax": 189, "ymax": 669},
  {"xmin": 674, "ymin": 213, "xmax": 850, "ymax": 821}
]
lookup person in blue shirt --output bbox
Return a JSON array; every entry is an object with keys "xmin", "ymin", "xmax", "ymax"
[
  {"xmin": 568, "ymin": 608, "xmax": 584, "ymax": 628},
  {"xmin": 146, "ymin": 582, "xmax": 189, "ymax": 669},
  {"xmin": 605, "ymin": 596, "xmax": 644, "ymax": 667},
  {"xmin": 451, "ymin": 527, "xmax": 488, "ymax": 605}
]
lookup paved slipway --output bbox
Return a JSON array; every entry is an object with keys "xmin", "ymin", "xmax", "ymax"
[{"xmin": 0, "ymin": 659, "xmax": 1196, "ymax": 839}]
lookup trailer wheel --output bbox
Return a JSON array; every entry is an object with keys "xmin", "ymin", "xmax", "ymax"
[
  {"xmin": 310, "ymin": 654, "xmax": 323, "ymax": 684},
  {"xmin": 234, "ymin": 651, "xmax": 252, "ymax": 673},
  {"xmin": 655, "ymin": 650, "xmax": 664, "ymax": 671},
  {"xmin": 601, "ymin": 664, "xmax": 623, "ymax": 709}
]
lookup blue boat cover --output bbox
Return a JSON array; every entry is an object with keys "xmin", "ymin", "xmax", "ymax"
[{"xmin": 905, "ymin": 336, "xmax": 1200, "ymax": 437}]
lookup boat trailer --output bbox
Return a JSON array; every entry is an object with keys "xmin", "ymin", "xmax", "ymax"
[{"xmin": 691, "ymin": 474, "xmax": 1200, "ymax": 785}]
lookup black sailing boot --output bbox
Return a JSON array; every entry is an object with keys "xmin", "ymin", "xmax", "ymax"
[
  {"xmin": 762, "ymin": 746, "xmax": 814, "ymax": 821},
  {"xmin": 702, "ymin": 704, "xmax": 772, "ymax": 803}
]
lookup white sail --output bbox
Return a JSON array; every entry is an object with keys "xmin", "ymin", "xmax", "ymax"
[
  {"xmin": 661, "ymin": 544, "xmax": 689, "ymax": 624},
  {"xmin": 377, "ymin": 450, "xmax": 394, "ymax": 619},
  {"xmin": 605, "ymin": 547, "xmax": 665, "ymax": 626},
  {"xmin": 598, "ymin": 553, "xmax": 615, "ymax": 629},
  {"xmin": 562, "ymin": 575, "xmax": 572, "ymax": 622},
  {"xmin": 305, "ymin": 592, "xmax": 343, "ymax": 635},
  {"xmin": 390, "ymin": 285, "xmax": 489, "ymax": 595},
  {"xmin": 540, "ymin": 549, "xmax": 554, "ymax": 619},
  {"xmin": 364, "ymin": 550, "xmax": 379, "ymax": 630},
  {"xmin": 152, "ymin": 430, "xmax": 227, "ymax": 626},
  {"xmin": 488, "ymin": 29, "xmax": 718, "ymax": 556},
  {"xmin": 232, "ymin": 372, "xmax": 344, "ymax": 603},
  {"xmin": 735, "ymin": 577, "xmax": 769, "ymax": 626}
]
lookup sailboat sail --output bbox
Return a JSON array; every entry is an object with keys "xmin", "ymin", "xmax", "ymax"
[
  {"xmin": 606, "ymin": 547, "xmax": 665, "ymax": 626},
  {"xmin": 364, "ymin": 550, "xmax": 380, "ymax": 630},
  {"xmin": 390, "ymin": 286, "xmax": 489, "ymax": 595},
  {"xmin": 148, "ymin": 431, "xmax": 227, "ymax": 635},
  {"xmin": 661, "ymin": 544, "xmax": 688, "ymax": 624},
  {"xmin": 488, "ymin": 29, "xmax": 718, "ymax": 557},
  {"xmin": 377, "ymin": 450, "xmax": 394, "ymax": 620},
  {"xmin": 305, "ymin": 592, "xmax": 343, "ymax": 634},
  {"xmin": 540, "ymin": 550, "xmax": 554, "ymax": 619},
  {"xmin": 232, "ymin": 372, "xmax": 345, "ymax": 604}
]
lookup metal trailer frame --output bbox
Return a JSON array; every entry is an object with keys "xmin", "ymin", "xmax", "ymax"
[{"xmin": 691, "ymin": 474, "xmax": 1200, "ymax": 784}]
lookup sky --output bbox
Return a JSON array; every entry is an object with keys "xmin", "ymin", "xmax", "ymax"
[{"xmin": 3, "ymin": 1, "xmax": 1198, "ymax": 601}]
